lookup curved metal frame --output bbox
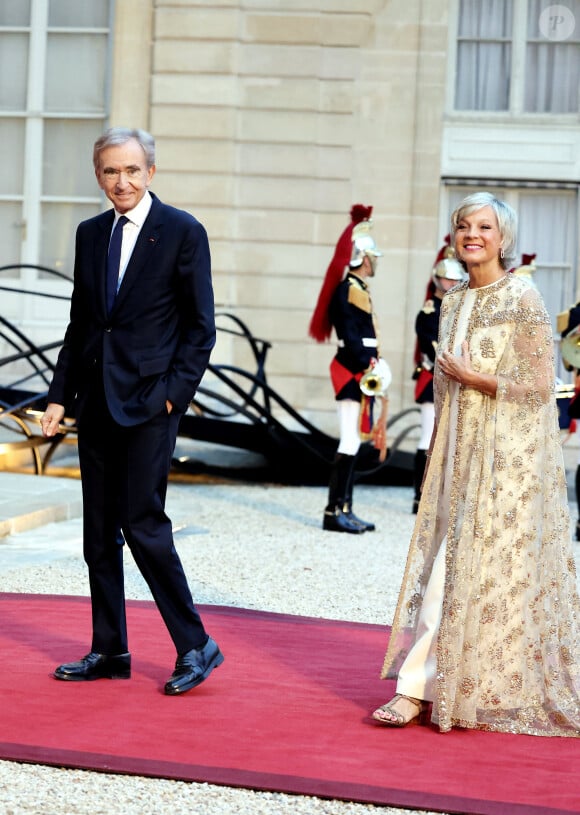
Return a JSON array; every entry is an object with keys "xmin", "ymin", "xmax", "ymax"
[{"xmin": 0, "ymin": 264, "xmax": 420, "ymax": 481}]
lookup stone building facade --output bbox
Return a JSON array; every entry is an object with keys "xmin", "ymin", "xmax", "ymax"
[
  {"xmin": 111, "ymin": 0, "xmax": 451, "ymax": 433},
  {"xmin": 1, "ymin": 0, "xmax": 578, "ymax": 439}
]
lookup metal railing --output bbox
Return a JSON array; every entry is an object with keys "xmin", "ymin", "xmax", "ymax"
[{"xmin": 0, "ymin": 265, "xmax": 419, "ymax": 483}]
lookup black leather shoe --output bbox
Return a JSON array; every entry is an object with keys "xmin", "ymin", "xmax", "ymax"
[
  {"xmin": 164, "ymin": 637, "xmax": 224, "ymax": 695},
  {"xmin": 323, "ymin": 508, "xmax": 366, "ymax": 534},
  {"xmin": 54, "ymin": 651, "xmax": 131, "ymax": 681},
  {"xmin": 343, "ymin": 508, "xmax": 375, "ymax": 532}
]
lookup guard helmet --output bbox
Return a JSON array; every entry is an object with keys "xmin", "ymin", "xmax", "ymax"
[
  {"xmin": 349, "ymin": 220, "xmax": 383, "ymax": 270},
  {"xmin": 432, "ymin": 246, "xmax": 465, "ymax": 290}
]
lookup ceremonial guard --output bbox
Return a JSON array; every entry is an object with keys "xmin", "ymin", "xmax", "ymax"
[
  {"xmin": 558, "ymin": 295, "xmax": 580, "ymax": 541},
  {"xmin": 412, "ymin": 238, "xmax": 464, "ymax": 513},
  {"xmin": 310, "ymin": 205, "xmax": 390, "ymax": 534}
]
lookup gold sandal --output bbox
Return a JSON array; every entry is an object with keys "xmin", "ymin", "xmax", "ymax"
[{"xmin": 371, "ymin": 693, "xmax": 428, "ymax": 727}]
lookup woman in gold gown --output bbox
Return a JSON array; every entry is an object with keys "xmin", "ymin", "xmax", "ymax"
[{"xmin": 372, "ymin": 192, "xmax": 580, "ymax": 736}]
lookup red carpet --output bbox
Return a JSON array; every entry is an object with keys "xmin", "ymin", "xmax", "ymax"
[{"xmin": 0, "ymin": 593, "xmax": 579, "ymax": 815}]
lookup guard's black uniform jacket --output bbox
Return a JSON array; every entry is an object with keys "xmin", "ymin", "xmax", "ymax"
[
  {"xmin": 328, "ymin": 272, "xmax": 377, "ymax": 401},
  {"xmin": 414, "ymin": 296, "xmax": 441, "ymax": 404}
]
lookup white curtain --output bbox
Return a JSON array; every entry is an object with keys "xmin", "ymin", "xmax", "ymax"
[
  {"xmin": 455, "ymin": 0, "xmax": 513, "ymax": 110},
  {"xmin": 525, "ymin": 0, "xmax": 580, "ymax": 113},
  {"xmin": 518, "ymin": 192, "xmax": 577, "ymax": 322},
  {"xmin": 455, "ymin": 0, "xmax": 580, "ymax": 113}
]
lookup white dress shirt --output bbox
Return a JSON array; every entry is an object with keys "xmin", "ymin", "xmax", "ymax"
[{"xmin": 110, "ymin": 191, "xmax": 153, "ymax": 291}]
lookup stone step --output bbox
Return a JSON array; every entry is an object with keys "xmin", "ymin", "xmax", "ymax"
[{"xmin": 0, "ymin": 472, "xmax": 82, "ymax": 539}]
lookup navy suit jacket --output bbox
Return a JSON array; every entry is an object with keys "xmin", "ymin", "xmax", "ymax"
[{"xmin": 48, "ymin": 193, "xmax": 216, "ymax": 426}]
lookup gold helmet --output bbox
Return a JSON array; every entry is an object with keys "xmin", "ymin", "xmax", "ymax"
[
  {"xmin": 349, "ymin": 220, "xmax": 383, "ymax": 270},
  {"xmin": 513, "ymin": 253, "xmax": 537, "ymax": 288},
  {"xmin": 432, "ymin": 245, "xmax": 465, "ymax": 290}
]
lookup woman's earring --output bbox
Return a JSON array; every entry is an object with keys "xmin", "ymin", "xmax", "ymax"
[{"xmin": 500, "ymin": 247, "xmax": 505, "ymax": 259}]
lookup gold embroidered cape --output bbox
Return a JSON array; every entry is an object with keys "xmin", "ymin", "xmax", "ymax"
[{"xmin": 382, "ymin": 275, "xmax": 580, "ymax": 736}]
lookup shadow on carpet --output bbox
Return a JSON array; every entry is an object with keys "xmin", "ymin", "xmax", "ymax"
[{"xmin": 0, "ymin": 594, "xmax": 578, "ymax": 815}]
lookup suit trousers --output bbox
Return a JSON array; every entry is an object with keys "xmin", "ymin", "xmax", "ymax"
[{"xmin": 77, "ymin": 376, "xmax": 207, "ymax": 656}]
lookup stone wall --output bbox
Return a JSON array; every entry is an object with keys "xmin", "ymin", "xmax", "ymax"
[{"xmin": 111, "ymin": 0, "xmax": 451, "ymax": 435}]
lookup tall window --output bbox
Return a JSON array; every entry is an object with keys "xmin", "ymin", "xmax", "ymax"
[
  {"xmin": 455, "ymin": 0, "xmax": 580, "ymax": 114},
  {"xmin": 0, "ymin": 0, "xmax": 111, "ymax": 278}
]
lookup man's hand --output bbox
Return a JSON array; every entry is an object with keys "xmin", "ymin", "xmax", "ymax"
[
  {"xmin": 40, "ymin": 403, "xmax": 66, "ymax": 438},
  {"xmin": 166, "ymin": 400, "xmax": 173, "ymax": 414}
]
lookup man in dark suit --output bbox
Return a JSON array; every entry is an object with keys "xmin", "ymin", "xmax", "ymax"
[{"xmin": 41, "ymin": 127, "xmax": 223, "ymax": 695}]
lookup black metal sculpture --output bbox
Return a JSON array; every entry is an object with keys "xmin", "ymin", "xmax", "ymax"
[{"xmin": 0, "ymin": 265, "xmax": 418, "ymax": 484}]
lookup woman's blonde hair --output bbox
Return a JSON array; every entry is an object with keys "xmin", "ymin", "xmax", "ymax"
[{"xmin": 451, "ymin": 192, "xmax": 517, "ymax": 270}]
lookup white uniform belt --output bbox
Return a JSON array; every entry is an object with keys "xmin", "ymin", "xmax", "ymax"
[{"xmin": 337, "ymin": 338, "xmax": 378, "ymax": 348}]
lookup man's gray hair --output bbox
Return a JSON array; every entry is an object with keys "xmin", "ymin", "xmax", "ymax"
[
  {"xmin": 93, "ymin": 127, "xmax": 155, "ymax": 170},
  {"xmin": 451, "ymin": 191, "xmax": 517, "ymax": 270}
]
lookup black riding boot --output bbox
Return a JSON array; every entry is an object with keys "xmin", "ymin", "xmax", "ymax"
[
  {"xmin": 343, "ymin": 454, "xmax": 375, "ymax": 531},
  {"xmin": 575, "ymin": 465, "xmax": 580, "ymax": 542},
  {"xmin": 323, "ymin": 454, "xmax": 365, "ymax": 534},
  {"xmin": 412, "ymin": 449, "xmax": 427, "ymax": 514}
]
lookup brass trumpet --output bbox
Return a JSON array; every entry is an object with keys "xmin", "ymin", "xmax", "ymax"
[
  {"xmin": 360, "ymin": 358, "xmax": 392, "ymax": 396},
  {"xmin": 561, "ymin": 325, "xmax": 580, "ymax": 371}
]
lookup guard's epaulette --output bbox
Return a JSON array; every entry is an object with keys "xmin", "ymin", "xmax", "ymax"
[
  {"xmin": 421, "ymin": 299, "xmax": 435, "ymax": 315},
  {"xmin": 557, "ymin": 302, "xmax": 580, "ymax": 335},
  {"xmin": 347, "ymin": 277, "xmax": 372, "ymax": 313}
]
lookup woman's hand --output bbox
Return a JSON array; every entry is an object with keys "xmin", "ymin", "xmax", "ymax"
[
  {"xmin": 437, "ymin": 340, "xmax": 497, "ymax": 396},
  {"xmin": 437, "ymin": 340, "xmax": 472, "ymax": 385}
]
